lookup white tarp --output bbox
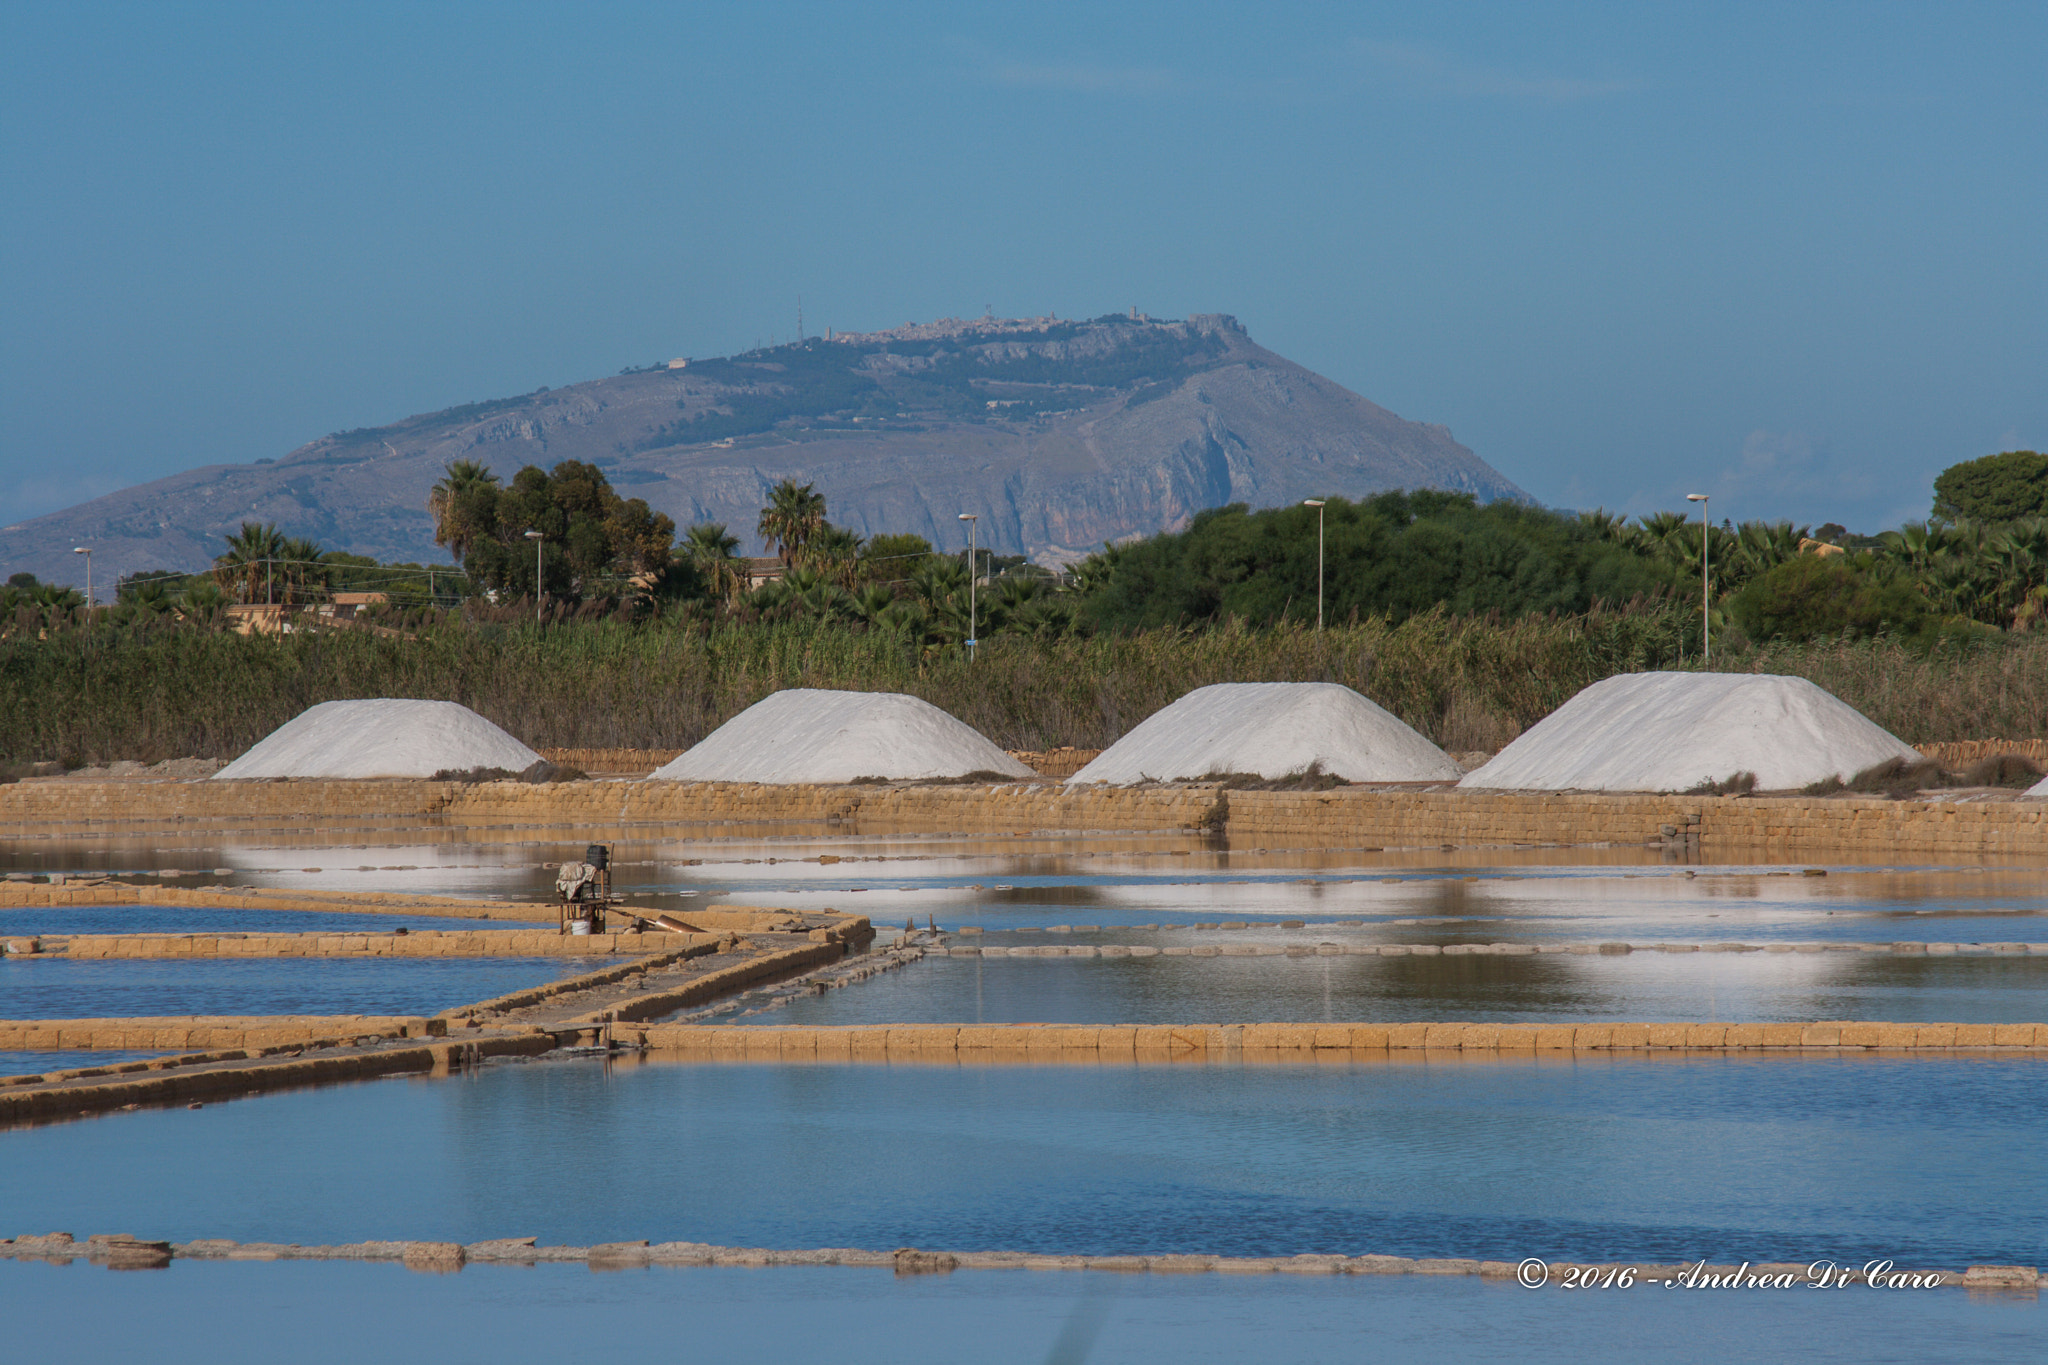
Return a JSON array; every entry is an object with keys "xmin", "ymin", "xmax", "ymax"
[
  {"xmin": 1066, "ymin": 682, "xmax": 1461, "ymax": 785},
  {"xmin": 651, "ymin": 689, "xmax": 1033, "ymax": 784},
  {"xmin": 1457, "ymin": 671, "xmax": 1919, "ymax": 793},
  {"xmin": 213, "ymin": 699, "xmax": 542, "ymax": 780}
]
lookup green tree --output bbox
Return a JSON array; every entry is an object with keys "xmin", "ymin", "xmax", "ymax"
[
  {"xmin": 757, "ymin": 479, "xmax": 827, "ymax": 567},
  {"xmin": 459, "ymin": 460, "xmax": 675, "ymax": 604},
  {"xmin": 213, "ymin": 522, "xmax": 286, "ymax": 604},
  {"xmin": 427, "ymin": 459, "xmax": 502, "ymax": 559},
  {"xmin": 682, "ymin": 523, "xmax": 746, "ymax": 605},
  {"xmin": 1727, "ymin": 553, "xmax": 1931, "ymax": 642},
  {"xmin": 1932, "ymin": 451, "xmax": 2048, "ymax": 525}
]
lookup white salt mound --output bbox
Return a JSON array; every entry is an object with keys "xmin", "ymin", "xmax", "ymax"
[
  {"xmin": 213, "ymin": 700, "xmax": 542, "ymax": 780},
  {"xmin": 1457, "ymin": 672, "xmax": 1919, "ymax": 793},
  {"xmin": 1066, "ymin": 682, "xmax": 1461, "ymax": 785},
  {"xmin": 2026, "ymin": 772, "xmax": 2048, "ymax": 798},
  {"xmin": 651, "ymin": 689, "xmax": 1033, "ymax": 785}
]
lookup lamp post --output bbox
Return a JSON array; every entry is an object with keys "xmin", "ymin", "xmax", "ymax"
[
  {"xmin": 1301, "ymin": 501, "xmax": 1326, "ymax": 630},
  {"xmin": 524, "ymin": 530, "xmax": 545, "ymax": 625},
  {"xmin": 957, "ymin": 513, "xmax": 978, "ymax": 661},
  {"xmin": 1685, "ymin": 494, "xmax": 1710, "ymax": 665},
  {"xmin": 71, "ymin": 546, "xmax": 92, "ymax": 615}
]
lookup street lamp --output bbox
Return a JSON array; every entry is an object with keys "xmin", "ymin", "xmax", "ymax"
[
  {"xmin": 523, "ymin": 530, "xmax": 545, "ymax": 625},
  {"xmin": 1685, "ymin": 494, "xmax": 1710, "ymax": 665},
  {"xmin": 957, "ymin": 513, "xmax": 978, "ymax": 660},
  {"xmin": 1301, "ymin": 502, "xmax": 1325, "ymax": 630},
  {"xmin": 71, "ymin": 546, "xmax": 92, "ymax": 614}
]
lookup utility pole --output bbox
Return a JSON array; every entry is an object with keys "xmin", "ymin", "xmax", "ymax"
[
  {"xmin": 1686, "ymin": 494, "xmax": 1711, "ymax": 665},
  {"xmin": 524, "ymin": 530, "xmax": 545, "ymax": 625},
  {"xmin": 958, "ymin": 513, "xmax": 979, "ymax": 661}
]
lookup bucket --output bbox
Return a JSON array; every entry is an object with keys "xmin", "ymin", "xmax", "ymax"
[{"xmin": 568, "ymin": 919, "xmax": 592, "ymax": 936}]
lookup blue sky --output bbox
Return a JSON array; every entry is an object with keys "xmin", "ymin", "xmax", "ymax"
[{"xmin": 3, "ymin": 1, "xmax": 2042, "ymax": 536}]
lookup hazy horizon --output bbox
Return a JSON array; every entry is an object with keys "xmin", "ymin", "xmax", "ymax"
[{"xmin": 4, "ymin": 1, "xmax": 2043, "ymax": 573}]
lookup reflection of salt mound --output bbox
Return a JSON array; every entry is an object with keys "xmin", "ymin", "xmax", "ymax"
[
  {"xmin": 1458, "ymin": 672, "xmax": 1918, "ymax": 793},
  {"xmin": 652, "ymin": 690, "xmax": 1033, "ymax": 784},
  {"xmin": 1067, "ymin": 683, "xmax": 1460, "ymax": 785},
  {"xmin": 214, "ymin": 699, "xmax": 542, "ymax": 780}
]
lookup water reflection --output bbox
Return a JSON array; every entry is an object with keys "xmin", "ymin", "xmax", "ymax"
[{"xmin": 714, "ymin": 951, "xmax": 2048, "ymax": 1026}]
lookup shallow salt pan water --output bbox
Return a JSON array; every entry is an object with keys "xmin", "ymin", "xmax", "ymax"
[
  {"xmin": 0, "ymin": 1048, "xmax": 170, "ymax": 1074},
  {"xmin": 714, "ymin": 950, "xmax": 2048, "ymax": 1026},
  {"xmin": 0, "ymin": 956, "xmax": 592, "ymax": 1019},
  {"xmin": 4, "ymin": 1054, "xmax": 2041, "ymax": 1268},
  {"xmin": 3, "ymin": 1260, "xmax": 2036, "ymax": 1365},
  {"xmin": 0, "ymin": 906, "xmax": 520, "ymax": 936}
]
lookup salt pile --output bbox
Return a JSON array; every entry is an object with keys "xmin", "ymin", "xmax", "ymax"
[
  {"xmin": 1066, "ymin": 683, "xmax": 1461, "ymax": 785},
  {"xmin": 213, "ymin": 700, "xmax": 542, "ymax": 780},
  {"xmin": 1457, "ymin": 672, "xmax": 1919, "ymax": 793},
  {"xmin": 651, "ymin": 690, "xmax": 1033, "ymax": 784},
  {"xmin": 2027, "ymin": 773, "xmax": 2048, "ymax": 798}
]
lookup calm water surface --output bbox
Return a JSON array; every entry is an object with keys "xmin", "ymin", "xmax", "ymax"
[
  {"xmin": 3, "ymin": 1054, "xmax": 2041, "ymax": 1267},
  {"xmin": 0, "ymin": 956, "xmax": 591, "ymax": 1018},
  {"xmin": 0, "ymin": 1260, "xmax": 2037, "ymax": 1365},
  {"xmin": 718, "ymin": 951, "xmax": 2048, "ymax": 1026}
]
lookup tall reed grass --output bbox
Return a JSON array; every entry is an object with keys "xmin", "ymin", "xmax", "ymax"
[{"xmin": 4, "ymin": 606, "xmax": 2043, "ymax": 763}]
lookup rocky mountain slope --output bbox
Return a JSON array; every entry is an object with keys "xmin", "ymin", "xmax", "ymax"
[{"xmin": 2, "ymin": 312, "xmax": 1526, "ymax": 588}]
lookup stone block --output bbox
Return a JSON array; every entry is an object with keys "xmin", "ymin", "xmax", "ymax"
[
  {"xmin": 1990, "ymin": 1024, "xmax": 2039, "ymax": 1047},
  {"xmin": 1914, "ymin": 1025, "xmax": 1957, "ymax": 1047},
  {"xmin": 1837, "ymin": 1023, "xmax": 1882, "ymax": 1047},
  {"xmin": 1950, "ymin": 1024, "xmax": 1994, "ymax": 1047},
  {"xmin": 1757, "ymin": 1023, "xmax": 1804, "ymax": 1048},
  {"xmin": 1533, "ymin": 1026, "xmax": 1576, "ymax": 1051},
  {"xmin": 1646, "ymin": 1023, "xmax": 1689, "ymax": 1049},
  {"xmin": 1572, "ymin": 1025, "xmax": 1614, "ymax": 1049},
  {"xmin": 1386, "ymin": 1023, "xmax": 1430, "ymax": 1049},
  {"xmin": 1800, "ymin": 1024, "xmax": 1842, "ymax": 1047}
]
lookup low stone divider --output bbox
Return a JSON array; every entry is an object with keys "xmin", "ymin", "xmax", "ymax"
[
  {"xmin": 5, "ymin": 777, "xmax": 2047, "ymax": 858},
  {"xmin": 2, "ymin": 1233, "xmax": 2033, "ymax": 1290},
  {"xmin": 8, "ymin": 928, "xmax": 721, "ymax": 961},
  {"xmin": 0, "ymin": 1015, "xmax": 440, "ymax": 1057},
  {"xmin": 0, "ymin": 1031, "xmax": 554, "ymax": 1124},
  {"xmin": 558, "ymin": 941, "xmax": 849, "ymax": 1025},
  {"xmin": 634, "ymin": 1020, "xmax": 2048, "ymax": 1057}
]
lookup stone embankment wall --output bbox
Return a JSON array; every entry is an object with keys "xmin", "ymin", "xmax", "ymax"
[
  {"xmin": 638, "ymin": 1020, "xmax": 2048, "ymax": 1057},
  {"xmin": 1917, "ymin": 739, "xmax": 2048, "ymax": 767},
  {"xmin": 0, "ymin": 1015, "xmax": 439, "ymax": 1055},
  {"xmin": 3, "ymin": 777, "xmax": 2045, "ymax": 857},
  {"xmin": 6, "ymin": 930, "xmax": 713, "ymax": 960}
]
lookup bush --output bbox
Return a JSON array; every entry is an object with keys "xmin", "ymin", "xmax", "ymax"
[{"xmin": 1727, "ymin": 555, "xmax": 1931, "ymax": 642}]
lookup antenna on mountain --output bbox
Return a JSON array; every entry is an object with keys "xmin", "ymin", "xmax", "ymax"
[
  {"xmin": 985, "ymin": 303, "xmax": 993, "ymax": 319},
  {"xmin": 798, "ymin": 295, "xmax": 803, "ymax": 342}
]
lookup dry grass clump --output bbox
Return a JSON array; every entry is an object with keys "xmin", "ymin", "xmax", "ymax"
[
  {"xmin": 1197, "ymin": 761, "xmax": 1348, "ymax": 792},
  {"xmin": 429, "ymin": 760, "xmax": 584, "ymax": 784},
  {"xmin": 1683, "ymin": 771, "xmax": 1758, "ymax": 797}
]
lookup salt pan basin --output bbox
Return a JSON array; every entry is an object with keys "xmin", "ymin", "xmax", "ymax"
[
  {"xmin": 1459, "ymin": 672, "xmax": 1919, "ymax": 793},
  {"xmin": 214, "ymin": 700, "xmax": 541, "ymax": 780},
  {"xmin": 1069, "ymin": 683, "xmax": 1460, "ymax": 785},
  {"xmin": 653, "ymin": 690, "xmax": 1032, "ymax": 784}
]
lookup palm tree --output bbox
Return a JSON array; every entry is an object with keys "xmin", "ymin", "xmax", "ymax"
[
  {"xmin": 428, "ymin": 460, "xmax": 501, "ymax": 559},
  {"xmin": 279, "ymin": 537, "xmax": 327, "ymax": 604},
  {"xmin": 757, "ymin": 479, "xmax": 827, "ymax": 567},
  {"xmin": 803, "ymin": 524, "xmax": 866, "ymax": 587},
  {"xmin": 682, "ymin": 522, "xmax": 745, "ymax": 605},
  {"xmin": 213, "ymin": 522, "xmax": 286, "ymax": 604}
]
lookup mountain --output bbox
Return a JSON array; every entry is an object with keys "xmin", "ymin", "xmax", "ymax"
[{"xmin": 1, "ymin": 312, "xmax": 1526, "ymax": 589}]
